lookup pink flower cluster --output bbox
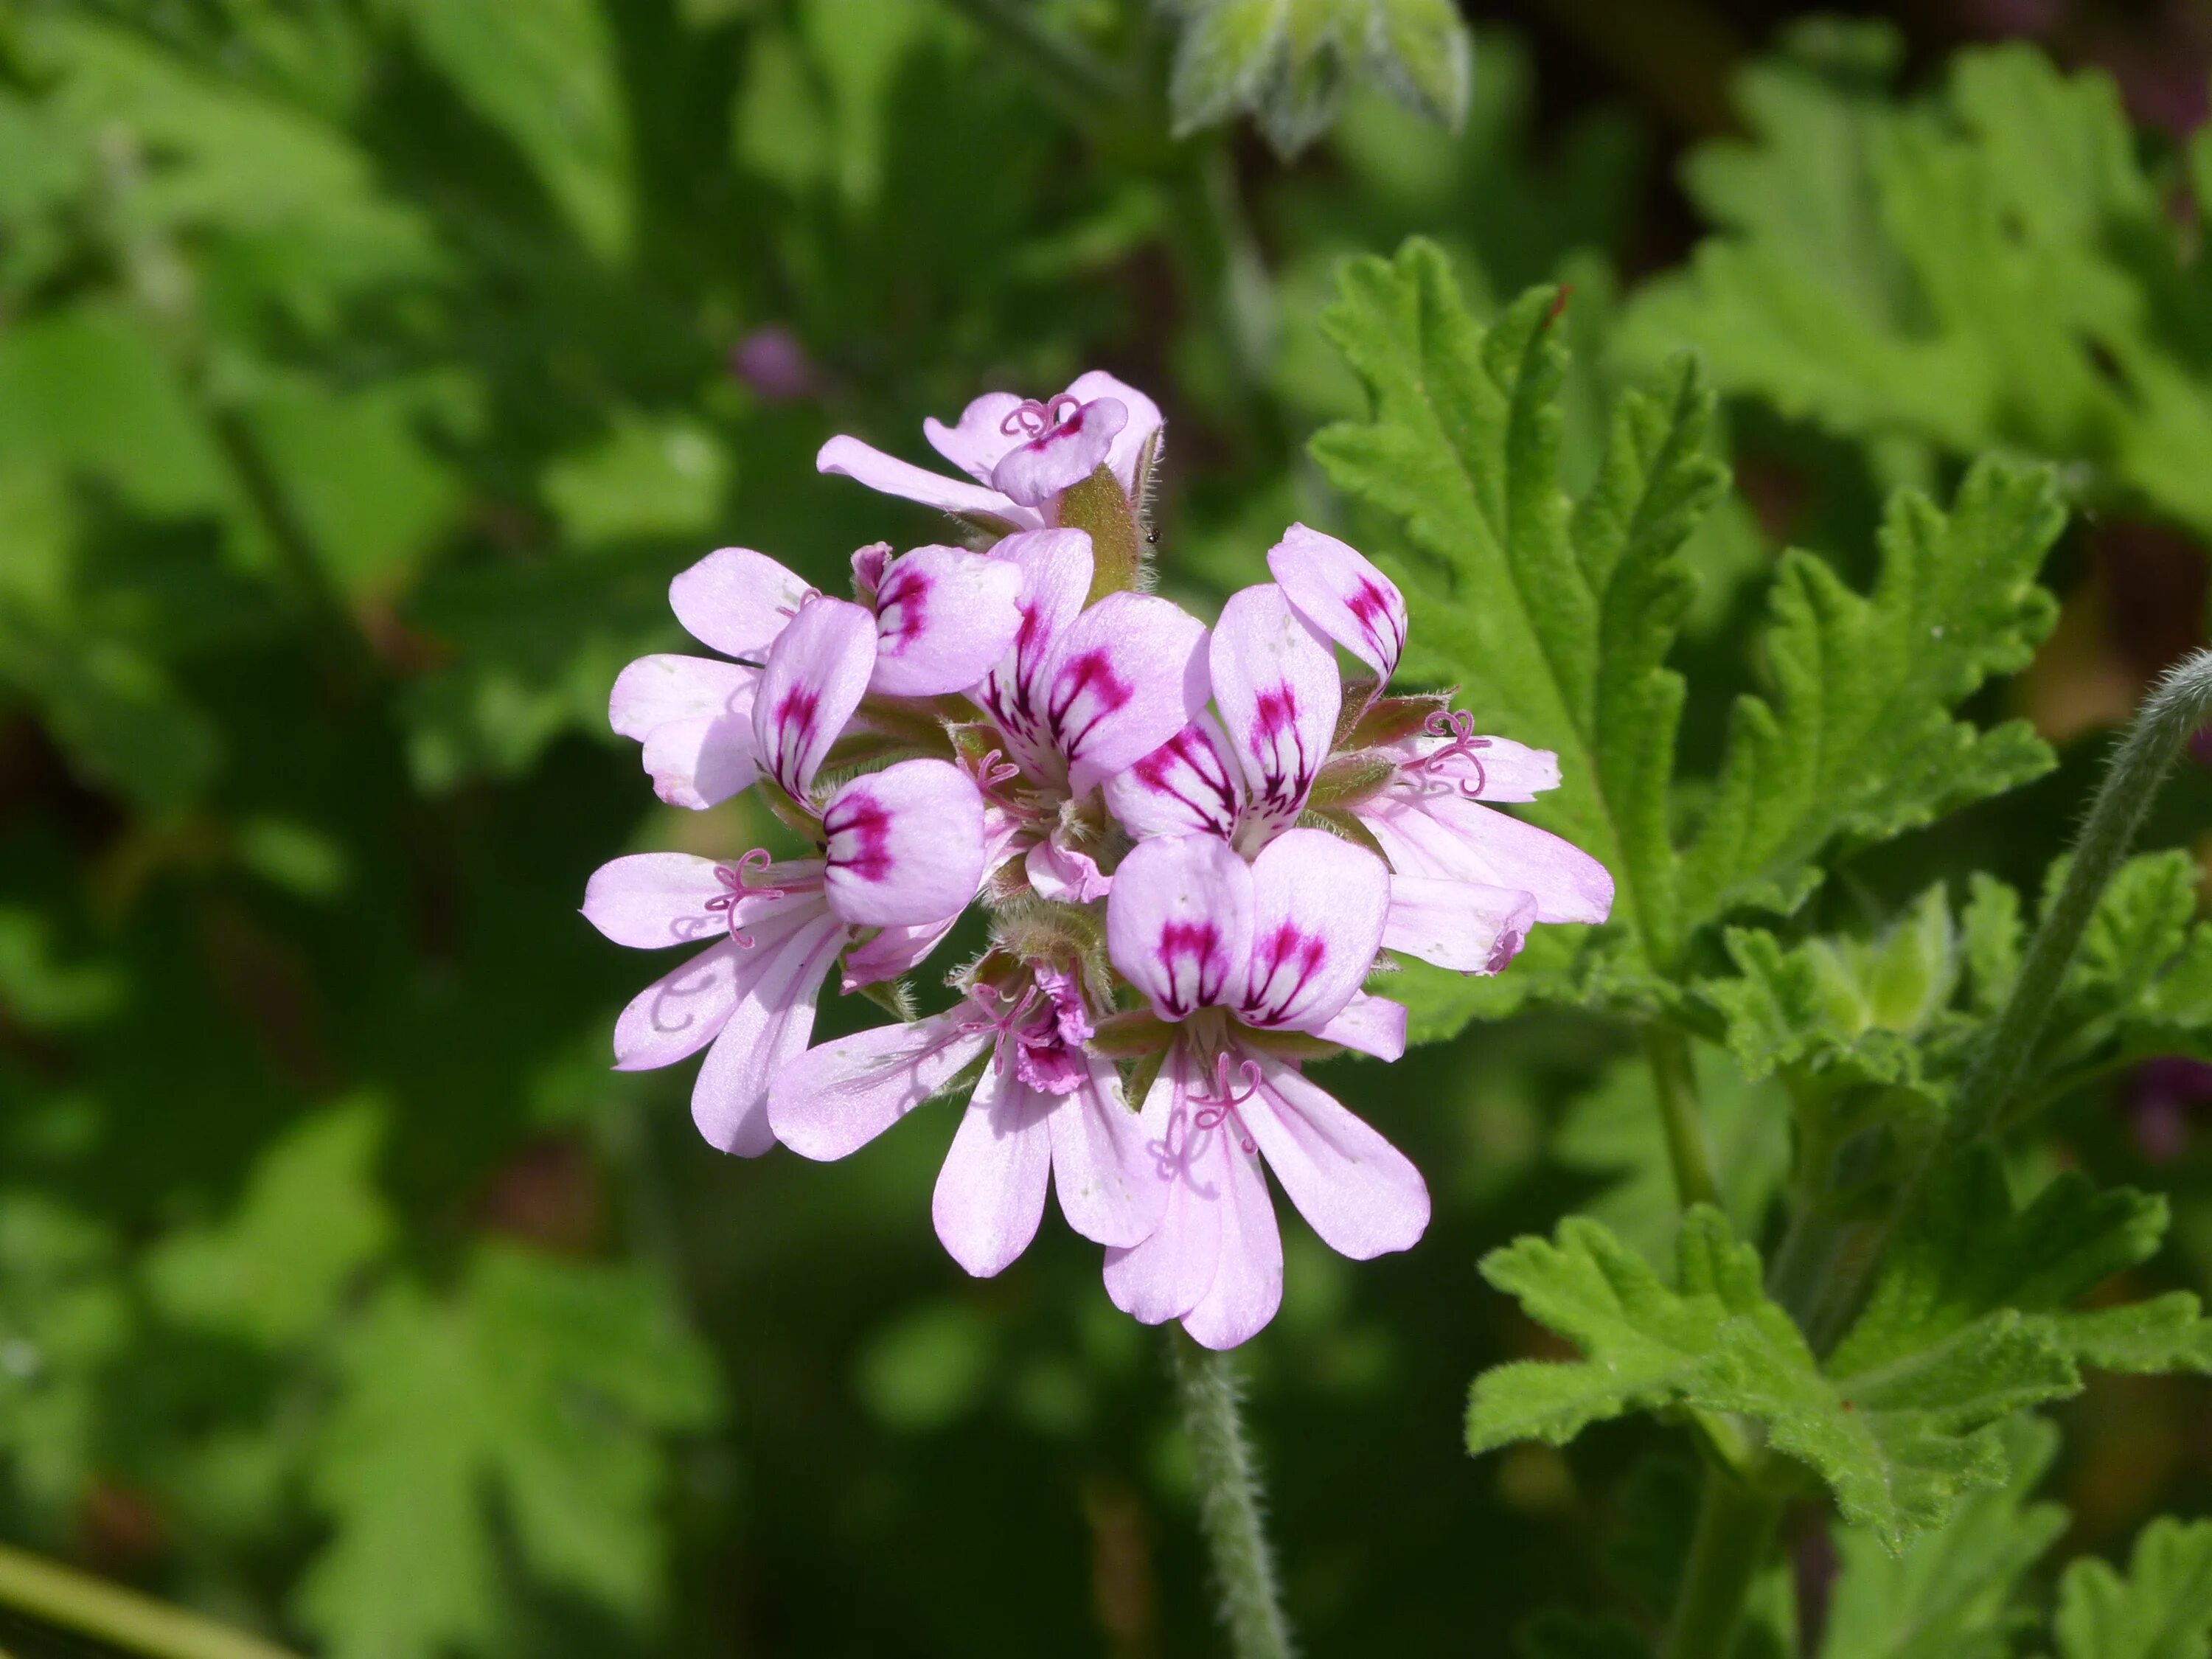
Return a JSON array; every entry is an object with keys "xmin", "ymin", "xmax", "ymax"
[{"xmin": 585, "ymin": 373, "xmax": 1612, "ymax": 1348}]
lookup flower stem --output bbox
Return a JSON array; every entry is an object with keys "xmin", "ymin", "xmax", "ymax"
[
  {"xmin": 1170, "ymin": 1331, "xmax": 1294, "ymax": 1659},
  {"xmin": 0, "ymin": 1540, "xmax": 302, "ymax": 1659},
  {"xmin": 1949, "ymin": 647, "xmax": 2212, "ymax": 1147},
  {"xmin": 1656, "ymin": 1472, "xmax": 1784, "ymax": 1659},
  {"xmin": 1644, "ymin": 1024, "xmax": 1719, "ymax": 1211}
]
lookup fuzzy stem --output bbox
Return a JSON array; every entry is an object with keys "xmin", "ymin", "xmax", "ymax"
[
  {"xmin": 1949, "ymin": 648, "xmax": 2212, "ymax": 1147},
  {"xmin": 0, "ymin": 1540, "xmax": 301, "ymax": 1659},
  {"xmin": 1645, "ymin": 1025, "xmax": 1720, "ymax": 1210},
  {"xmin": 1170, "ymin": 1332, "xmax": 1294, "ymax": 1659},
  {"xmin": 1657, "ymin": 1474, "xmax": 1784, "ymax": 1659}
]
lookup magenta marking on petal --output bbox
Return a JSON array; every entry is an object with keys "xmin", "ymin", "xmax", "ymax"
[
  {"xmin": 769, "ymin": 685, "xmax": 821, "ymax": 793},
  {"xmin": 1155, "ymin": 920, "xmax": 1225, "ymax": 1015},
  {"xmin": 1418, "ymin": 709, "xmax": 1492, "ymax": 799},
  {"xmin": 1132, "ymin": 728, "xmax": 1237, "ymax": 832},
  {"xmin": 823, "ymin": 788, "xmax": 894, "ymax": 883},
  {"xmin": 1048, "ymin": 649, "xmax": 1133, "ymax": 758},
  {"xmin": 872, "ymin": 560, "xmax": 930, "ymax": 655},
  {"xmin": 1348, "ymin": 579, "xmax": 1405, "ymax": 666},
  {"xmin": 1243, "ymin": 922, "xmax": 1325, "ymax": 1026}
]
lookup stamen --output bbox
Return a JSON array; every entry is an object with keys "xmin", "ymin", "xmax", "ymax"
[
  {"xmin": 704, "ymin": 849, "xmax": 782, "ymax": 947},
  {"xmin": 964, "ymin": 746, "xmax": 1023, "ymax": 799},
  {"xmin": 1419, "ymin": 708, "xmax": 1491, "ymax": 799},
  {"xmin": 1189, "ymin": 1053, "xmax": 1262, "ymax": 1153},
  {"xmin": 998, "ymin": 396, "xmax": 1082, "ymax": 441}
]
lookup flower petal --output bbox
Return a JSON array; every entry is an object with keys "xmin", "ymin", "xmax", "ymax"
[
  {"xmin": 990, "ymin": 397, "xmax": 1125, "ymax": 508},
  {"xmin": 821, "ymin": 758, "xmax": 986, "ymax": 928},
  {"xmin": 1238, "ymin": 827, "xmax": 1388, "ymax": 1034},
  {"xmin": 690, "ymin": 910, "xmax": 849, "ymax": 1155},
  {"xmin": 1065, "ymin": 370, "xmax": 1164, "ymax": 495},
  {"xmin": 1024, "ymin": 836, "xmax": 1110, "ymax": 903},
  {"xmin": 668, "ymin": 548, "xmax": 815, "ymax": 661},
  {"xmin": 608, "ymin": 653, "xmax": 756, "ymax": 740},
  {"xmin": 611, "ymin": 938, "xmax": 743, "ymax": 1071},
  {"xmin": 1399, "ymin": 732, "xmax": 1560, "ymax": 802},
  {"xmin": 1102, "ymin": 712, "xmax": 1245, "ymax": 841},
  {"xmin": 1360, "ymin": 794, "xmax": 1614, "ymax": 925},
  {"xmin": 976, "ymin": 527, "xmax": 1095, "ymax": 780},
  {"xmin": 840, "ymin": 813, "xmax": 1020, "ymax": 990},
  {"xmin": 1107, "ymin": 834, "xmax": 1256, "ymax": 1020},
  {"xmin": 923, "ymin": 391, "xmax": 1026, "ymax": 484},
  {"xmin": 1047, "ymin": 1056, "xmax": 1166, "ymax": 1249},
  {"xmin": 869, "ymin": 545, "xmax": 1025, "ymax": 698},
  {"xmin": 582, "ymin": 853, "xmax": 731, "ymax": 950},
  {"xmin": 1240, "ymin": 1056, "xmax": 1428, "ymax": 1262},
  {"xmin": 752, "ymin": 596, "xmax": 877, "ymax": 800},
  {"xmin": 1179, "ymin": 1124, "xmax": 1281, "ymax": 1352},
  {"xmin": 1047, "ymin": 592, "xmax": 1211, "ymax": 798},
  {"xmin": 816, "ymin": 435, "xmax": 1040, "ymax": 529},
  {"xmin": 1313, "ymin": 990, "xmax": 1408, "ymax": 1061},
  {"xmin": 933, "ymin": 1060, "xmax": 1056, "ymax": 1277},
  {"xmin": 1103, "ymin": 1050, "xmax": 1221, "ymax": 1325},
  {"xmin": 1380, "ymin": 876, "xmax": 1539, "ymax": 973},
  {"xmin": 1266, "ymin": 524, "xmax": 1406, "ymax": 682},
  {"xmin": 1210, "ymin": 584, "xmax": 1338, "ymax": 835},
  {"xmin": 769, "ymin": 1010, "xmax": 990, "ymax": 1161}
]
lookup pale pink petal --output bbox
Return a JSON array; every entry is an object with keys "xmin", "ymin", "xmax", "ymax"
[
  {"xmin": 1266, "ymin": 524, "xmax": 1406, "ymax": 682},
  {"xmin": 1209, "ymin": 584, "xmax": 1339, "ymax": 835},
  {"xmin": 849, "ymin": 541, "xmax": 892, "ymax": 603},
  {"xmin": 1313, "ymin": 991, "xmax": 1407, "ymax": 1061},
  {"xmin": 1398, "ymin": 733, "xmax": 1560, "ymax": 802},
  {"xmin": 1238, "ymin": 828, "xmax": 1388, "ymax": 1034},
  {"xmin": 816, "ymin": 435, "xmax": 1041, "ymax": 529},
  {"xmin": 611, "ymin": 938, "xmax": 742, "ymax": 1071},
  {"xmin": 1107, "ymin": 834, "xmax": 1255, "ymax": 1020},
  {"xmin": 1048, "ymin": 593, "xmax": 1211, "ymax": 798},
  {"xmin": 1360, "ymin": 794, "xmax": 1613, "ymax": 925},
  {"xmin": 1103, "ymin": 1051, "xmax": 1220, "ymax": 1324},
  {"xmin": 1065, "ymin": 370, "xmax": 1164, "ymax": 495},
  {"xmin": 1047, "ymin": 1055, "xmax": 1166, "ymax": 1248},
  {"xmin": 976, "ymin": 528, "xmax": 1096, "ymax": 782},
  {"xmin": 1381, "ymin": 875, "xmax": 1539, "ymax": 973},
  {"xmin": 933, "ymin": 1059, "xmax": 1055, "ymax": 1277},
  {"xmin": 1239, "ymin": 1057, "xmax": 1429, "ymax": 1261},
  {"xmin": 752, "ymin": 596, "xmax": 877, "ymax": 800},
  {"xmin": 841, "ymin": 813, "xmax": 1020, "ymax": 990},
  {"xmin": 690, "ymin": 910, "xmax": 849, "ymax": 1155},
  {"xmin": 609, "ymin": 653, "xmax": 757, "ymax": 740},
  {"xmin": 821, "ymin": 759, "xmax": 986, "ymax": 928},
  {"xmin": 639, "ymin": 715, "xmax": 759, "ymax": 810},
  {"xmin": 1025, "ymin": 836, "xmax": 1110, "ymax": 902},
  {"xmin": 1102, "ymin": 712, "xmax": 1244, "ymax": 841},
  {"xmin": 769, "ymin": 1009, "xmax": 991, "ymax": 1161},
  {"xmin": 582, "ymin": 853, "xmax": 730, "ymax": 950},
  {"xmin": 668, "ymin": 548, "xmax": 815, "ymax": 661},
  {"xmin": 869, "ymin": 545, "xmax": 1025, "ymax": 698},
  {"xmin": 923, "ymin": 392, "xmax": 1026, "ymax": 484},
  {"xmin": 1179, "ymin": 1125, "xmax": 1282, "ymax": 1352},
  {"xmin": 990, "ymin": 397, "xmax": 1124, "ymax": 508}
]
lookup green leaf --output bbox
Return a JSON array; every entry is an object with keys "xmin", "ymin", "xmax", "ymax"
[
  {"xmin": 2055, "ymin": 1517, "xmax": 2212, "ymax": 1659},
  {"xmin": 1822, "ymin": 1414, "xmax": 2066, "ymax": 1659},
  {"xmin": 1468, "ymin": 1206, "xmax": 2077, "ymax": 1550},
  {"xmin": 147, "ymin": 1099, "xmax": 394, "ymax": 1348},
  {"xmin": 1315, "ymin": 241, "xmax": 2060, "ymax": 992},
  {"xmin": 541, "ymin": 413, "xmax": 733, "ymax": 550},
  {"xmin": 0, "ymin": 1195, "xmax": 132, "ymax": 1532},
  {"xmin": 297, "ymin": 1245, "xmax": 720, "ymax": 1659},
  {"xmin": 380, "ymin": 0, "xmax": 634, "ymax": 262},
  {"xmin": 1622, "ymin": 37, "xmax": 2212, "ymax": 543},
  {"xmin": 1831, "ymin": 1148, "xmax": 2207, "ymax": 1380}
]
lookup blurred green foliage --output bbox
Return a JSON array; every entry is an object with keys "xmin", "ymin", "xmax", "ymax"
[{"xmin": 3, "ymin": 1, "xmax": 2212, "ymax": 1655}]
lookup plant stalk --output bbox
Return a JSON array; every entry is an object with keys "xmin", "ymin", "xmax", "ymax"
[
  {"xmin": 1644, "ymin": 1024, "xmax": 1720, "ymax": 1211},
  {"xmin": 935, "ymin": 0, "xmax": 1133, "ymax": 108},
  {"xmin": 1170, "ymin": 1331, "xmax": 1293, "ymax": 1659},
  {"xmin": 1657, "ymin": 1472, "xmax": 1784, "ymax": 1659},
  {"xmin": 0, "ymin": 1540, "xmax": 302, "ymax": 1659}
]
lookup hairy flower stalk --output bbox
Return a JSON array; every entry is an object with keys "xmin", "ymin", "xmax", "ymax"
[{"xmin": 586, "ymin": 372, "xmax": 1612, "ymax": 1639}]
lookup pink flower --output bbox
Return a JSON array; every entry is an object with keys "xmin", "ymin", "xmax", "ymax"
[
  {"xmin": 769, "ymin": 959, "xmax": 1168, "ymax": 1276},
  {"xmin": 1099, "ymin": 830, "xmax": 1427, "ymax": 1349},
  {"xmin": 611, "ymin": 541, "xmax": 1023, "ymax": 808},
  {"xmin": 585, "ymin": 599, "xmax": 987, "ymax": 1155},
  {"xmin": 970, "ymin": 526, "xmax": 1211, "ymax": 900},
  {"xmin": 817, "ymin": 371, "xmax": 1164, "ymax": 533}
]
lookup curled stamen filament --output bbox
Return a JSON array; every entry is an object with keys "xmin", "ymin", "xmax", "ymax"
[
  {"xmin": 999, "ymin": 394, "xmax": 1082, "ymax": 439},
  {"xmin": 959, "ymin": 982, "xmax": 1043, "ymax": 1039},
  {"xmin": 705, "ymin": 848, "xmax": 782, "ymax": 947},
  {"xmin": 1419, "ymin": 708, "xmax": 1491, "ymax": 799},
  {"xmin": 966, "ymin": 746, "xmax": 1023, "ymax": 799},
  {"xmin": 1190, "ymin": 1054, "xmax": 1263, "ymax": 1154}
]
